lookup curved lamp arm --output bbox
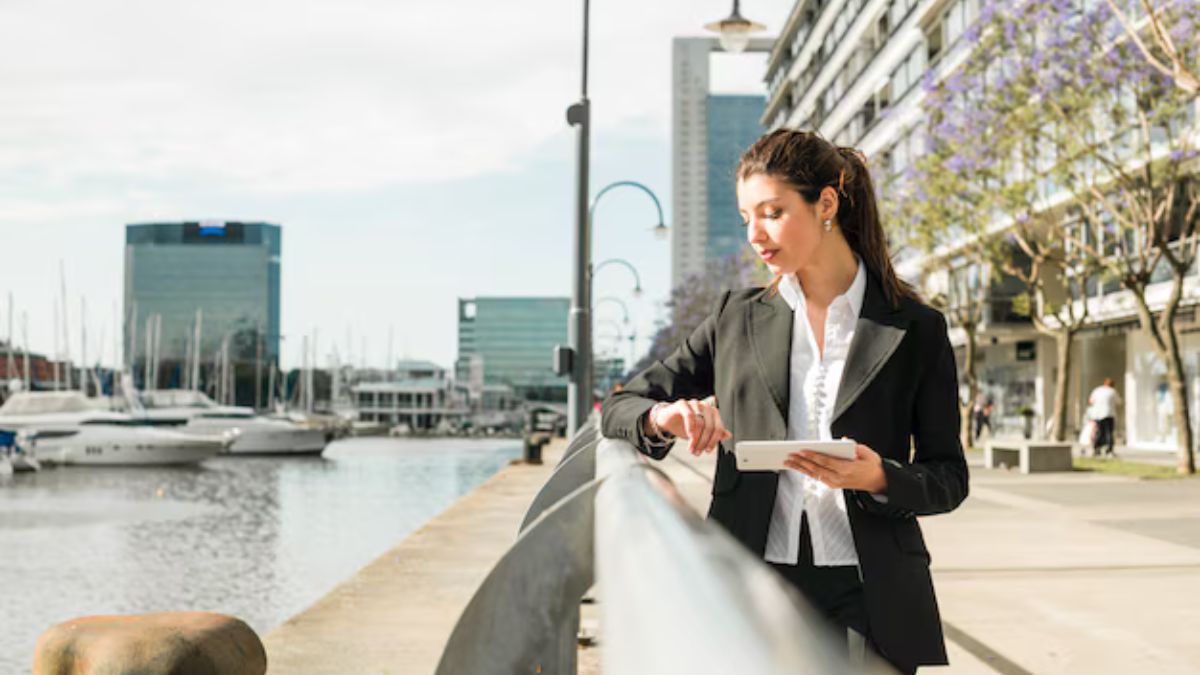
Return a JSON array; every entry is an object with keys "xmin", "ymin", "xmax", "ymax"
[
  {"xmin": 596, "ymin": 296, "xmax": 631, "ymax": 324},
  {"xmin": 594, "ymin": 259, "xmax": 643, "ymax": 297},
  {"xmin": 590, "ymin": 181, "xmax": 668, "ymax": 240}
]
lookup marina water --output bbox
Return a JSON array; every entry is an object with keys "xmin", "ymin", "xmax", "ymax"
[{"xmin": 0, "ymin": 437, "xmax": 520, "ymax": 673}]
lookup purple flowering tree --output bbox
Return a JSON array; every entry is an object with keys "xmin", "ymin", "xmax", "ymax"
[
  {"xmin": 628, "ymin": 249, "xmax": 769, "ymax": 377},
  {"xmin": 898, "ymin": 0, "xmax": 1199, "ymax": 471},
  {"xmin": 881, "ymin": 137, "xmax": 1005, "ymax": 450},
  {"xmin": 903, "ymin": 0, "xmax": 1113, "ymax": 445}
]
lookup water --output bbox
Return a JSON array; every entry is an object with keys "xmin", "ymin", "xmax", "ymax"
[{"xmin": 0, "ymin": 437, "xmax": 520, "ymax": 674}]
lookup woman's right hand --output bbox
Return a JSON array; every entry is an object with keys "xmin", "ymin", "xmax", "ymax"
[{"xmin": 649, "ymin": 398, "xmax": 731, "ymax": 455}]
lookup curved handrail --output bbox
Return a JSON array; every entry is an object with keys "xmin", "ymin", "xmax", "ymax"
[
  {"xmin": 436, "ymin": 426, "xmax": 890, "ymax": 675},
  {"xmin": 594, "ymin": 438, "xmax": 879, "ymax": 674}
]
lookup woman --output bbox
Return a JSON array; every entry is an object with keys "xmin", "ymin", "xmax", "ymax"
[{"xmin": 602, "ymin": 129, "xmax": 968, "ymax": 674}]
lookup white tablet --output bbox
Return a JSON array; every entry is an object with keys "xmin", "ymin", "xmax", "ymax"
[{"xmin": 734, "ymin": 440, "xmax": 856, "ymax": 471}]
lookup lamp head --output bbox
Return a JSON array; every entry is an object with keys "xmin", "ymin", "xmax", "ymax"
[
  {"xmin": 652, "ymin": 222, "xmax": 669, "ymax": 240},
  {"xmin": 704, "ymin": 1, "xmax": 766, "ymax": 53}
]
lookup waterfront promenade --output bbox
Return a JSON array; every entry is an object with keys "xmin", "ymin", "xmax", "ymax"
[
  {"xmin": 265, "ymin": 437, "xmax": 1200, "ymax": 674},
  {"xmin": 651, "ymin": 448, "xmax": 1200, "ymax": 674}
]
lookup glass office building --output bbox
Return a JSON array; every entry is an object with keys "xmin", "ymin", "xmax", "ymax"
[
  {"xmin": 455, "ymin": 297, "xmax": 569, "ymax": 403},
  {"xmin": 124, "ymin": 222, "xmax": 281, "ymax": 389},
  {"xmin": 705, "ymin": 95, "xmax": 766, "ymax": 262}
]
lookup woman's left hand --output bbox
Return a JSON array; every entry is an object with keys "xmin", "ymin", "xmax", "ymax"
[{"xmin": 784, "ymin": 441, "xmax": 888, "ymax": 494}]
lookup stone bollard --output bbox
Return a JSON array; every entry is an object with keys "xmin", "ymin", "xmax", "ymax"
[{"xmin": 33, "ymin": 611, "xmax": 267, "ymax": 675}]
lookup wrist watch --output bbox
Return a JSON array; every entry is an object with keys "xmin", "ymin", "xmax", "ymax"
[{"xmin": 647, "ymin": 401, "xmax": 675, "ymax": 440}]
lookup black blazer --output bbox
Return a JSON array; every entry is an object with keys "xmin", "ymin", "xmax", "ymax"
[{"xmin": 602, "ymin": 274, "xmax": 969, "ymax": 670}]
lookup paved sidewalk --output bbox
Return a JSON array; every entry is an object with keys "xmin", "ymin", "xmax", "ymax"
[{"xmin": 654, "ymin": 447, "xmax": 1200, "ymax": 674}]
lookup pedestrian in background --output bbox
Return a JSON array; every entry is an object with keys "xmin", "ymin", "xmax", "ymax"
[
  {"xmin": 972, "ymin": 386, "xmax": 993, "ymax": 442},
  {"xmin": 1087, "ymin": 377, "xmax": 1122, "ymax": 457}
]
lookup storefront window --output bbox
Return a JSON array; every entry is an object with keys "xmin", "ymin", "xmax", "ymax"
[{"xmin": 1133, "ymin": 350, "xmax": 1174, "ymax": 445}]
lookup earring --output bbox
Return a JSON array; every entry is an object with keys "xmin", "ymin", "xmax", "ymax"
[{"xmin": 823, "ymin": 219, "xmax": 833, "ymax": 232}]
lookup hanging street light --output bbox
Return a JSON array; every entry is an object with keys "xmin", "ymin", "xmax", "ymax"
[{"xmin": 704, "ymin": 0, "xmax": 766, "ymax": 53}]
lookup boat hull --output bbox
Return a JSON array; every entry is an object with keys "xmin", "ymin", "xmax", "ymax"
[
  {"xmin": 227, "ymin": 428, "xmax": 328, "ymax": 455},
  {"xmin": 33, "ymin": 427, "xmax": 224, "ymax": 466},
  {"xmin": 180, "ymin": 419, "xmax": 328, "ymax": 455}
]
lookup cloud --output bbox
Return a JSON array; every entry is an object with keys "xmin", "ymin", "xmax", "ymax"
[{"xmin": 0, "ymin": 0, "xmax": 788, "ymax": 366}]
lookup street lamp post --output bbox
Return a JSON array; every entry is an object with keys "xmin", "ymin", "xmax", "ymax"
[
  {"xmin": 563, "ymin": 0, "xmax": 593, "ymax": 435},
  {"xmin": 582, "ymin": 182, "xmax": 665, "ymax": 415},
  {"xmin": 560, "ymin": 2, "xmax": 668, "ymax": 434}
]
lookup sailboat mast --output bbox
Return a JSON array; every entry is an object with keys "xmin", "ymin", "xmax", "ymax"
[
  {"xmin": 183, "ymin": 329, "xmax": 192, "ymax": 391},
  {"xmin": 144, "ymin": 316, "xmax": 153, "ymax": 389},
  {"xmin": 154, "ymin": 314, "xmax": 163, "ymax": 391},
  {"xmin": 52, "ymin": 296, "xmax": 61, "ymax": 390},
  {"xmin": 21, "ymin": 312, "xmax": 30, "ymax": 391},
  {"xmin": 59, "ymin": 262, "xmax": 72, "ymax": 390},
  {"xmin": 192, "ymin": 309, "xmax": 202, "ymax": 392},
  {"xmin": 127, "ymin": 301, "xmax": 138, "ymax": 382},
  {"xmin": 113, "ymin": 301, "xmax": 120, "ymax": 373},
  {"xmin": 80, "ymin": 297, "xmax": 88, "ymax": 395},
  {"xmin": 6, "ymin": 292, "xmax": 14, "ymax": 383},
  {"xmin": 300, "ymin": 334, "xmax": 309, "ymax": 413},
  {"xmin": 255, "ymin": 321, "xmax": 263, "ymax": 411}
]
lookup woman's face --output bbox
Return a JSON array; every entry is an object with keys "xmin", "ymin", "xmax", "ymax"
[{"xmin": 737, "ymin": 173, "xmax": 836, "ymax": 276}]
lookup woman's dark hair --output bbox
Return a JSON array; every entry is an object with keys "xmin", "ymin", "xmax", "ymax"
[{"xmin": 736, "ymin": 128, "xmax": 916, "ymax": 308}]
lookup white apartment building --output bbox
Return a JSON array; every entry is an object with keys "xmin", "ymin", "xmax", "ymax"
[{"xmin": 762, "ymin": 0, "xmax": 1200, "ymax": 452}]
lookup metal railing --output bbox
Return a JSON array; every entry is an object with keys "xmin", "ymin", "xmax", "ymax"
[{"xmin": 435, "ymin": 418, "xmax": 892, "ymax": 674}]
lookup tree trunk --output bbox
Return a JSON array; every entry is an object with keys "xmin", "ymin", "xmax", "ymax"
[
  {"xmin": 1161, "ymin": 319, "xmax": 1197, "ymax": 474},
  {"xmin": 1050, "ymin": 330, "xmax": 1074, "ymax": 442},
  {"xmin": 1129, "ymin": 276, "xmax": 1196, "ymax": 475},
  {"xmin": 961, "ymin": 322, "xmax": 978, "ymax": 451}
]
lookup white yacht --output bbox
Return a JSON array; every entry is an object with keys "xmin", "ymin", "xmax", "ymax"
[
  {"xmin": 138, "ymin": 390, "xmax": 328, "ymax": 456},
  {"xmin": 0, "ymin": 392, "xmax": 225, "ymax": 466},
  {"xmin": 30, "ymin": 424, "xmax": 226, "ymax": 466}
]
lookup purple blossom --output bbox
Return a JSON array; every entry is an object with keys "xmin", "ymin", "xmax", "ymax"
[
  {"xmin": 980, "ymin": 0, "xmax": 997, "ymax": 24},
  {"xmin": 1030, "ymin": 49, "xmax": 1047, "ymax": 72},
  {"xmin": 921, "ymin": 69, "xmax": 937, "ymax": 93},
  {"xmin": 947, "ymin": 154, "xmax": 970, "ymax": 173},
  {"xmin": 946, "ymin": 71, "xmax": 968, "ymax": 94},
  {"xmin": 1169, "ymin": 18, "xmax": 1192, "ymax": 44}
]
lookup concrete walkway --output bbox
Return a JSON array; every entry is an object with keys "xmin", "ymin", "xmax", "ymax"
[
  {"xmin": 263, "ymin": 439, "xmax": 565, "ymax": 674},
  {"xmin": 262, "ymin": 435, "xmax": 1198, "ymax": 674},
  {"xmin": 652, "ymin": 448, "xmax": 1200, "ymax": 674}
]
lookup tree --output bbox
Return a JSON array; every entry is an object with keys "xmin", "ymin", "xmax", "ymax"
[
  {"xmin": 881, "ymin": 139, "xmax": 1008, "ymax": 450},
  {"xmin": 628, "ymin": 250, "xmax": 769, "ymax": 376},
  {"xmin": 923, "ymin": 0, "xmax": 1199, "ymax": 472},
  {"xmin": 909, "ymin": 0, "xmax": 1114, "ymax": 444}
]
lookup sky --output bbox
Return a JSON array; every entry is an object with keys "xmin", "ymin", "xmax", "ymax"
[{"xmin": 0, "ymin": 0, "xmax": 790, "ymax": 371}]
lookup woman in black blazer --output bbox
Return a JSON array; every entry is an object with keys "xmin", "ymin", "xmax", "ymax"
[{"xmin": 603, "ymin": 129, "xmax": 968, "ymax": 674}]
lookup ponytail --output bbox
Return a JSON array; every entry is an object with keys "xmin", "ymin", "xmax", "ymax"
[{"xmin": 834, "ymin": 146, "xmax": 915, "ymax": 308}]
